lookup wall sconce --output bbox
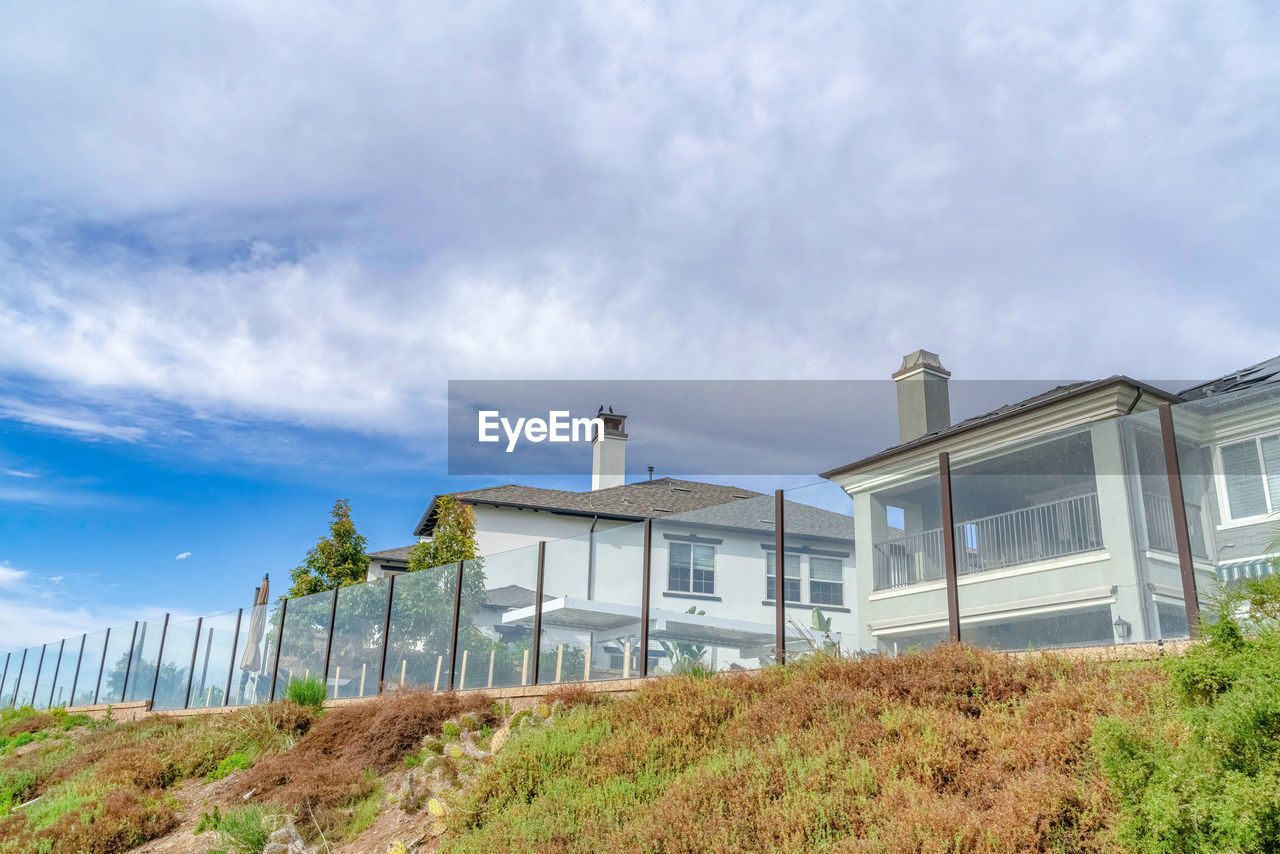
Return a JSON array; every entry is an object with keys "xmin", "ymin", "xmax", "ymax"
[{"xmin": 1113, "ymin": 616, "xmax": 1131, "ymax": 639}]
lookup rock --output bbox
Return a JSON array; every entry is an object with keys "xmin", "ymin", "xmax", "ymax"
[{"xmin": 263, "ymin": 823, "xmax": 311, "ymax": 854}]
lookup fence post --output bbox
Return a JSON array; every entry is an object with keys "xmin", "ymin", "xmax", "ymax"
[
  {"xmin": 0, "ymin": 653, "xmax": 9, "ymax": 710},
  {"xmin": 182, "ymin": 617, "xmax": 203, "ymax": 710},
  {"xmin": 269, "ymin": 599, "xmax": 289, "ymax": 702},
  {"xmin": 119, "ymin": 622, "xmax": 139, "ymax": 703},
  {"xmin": 93, "ymin": 627, "xmax": 110, "ymax": 705},
  {"xmin": 448, "ymin": 560, "xmax": 465, "ymax": 692},
  {"xmin": 775, "ymin": 490, "xmax": 786, "ymax": 665},
  {"xmin": 68, "ymin": 635, "xmax": 86, "ymax": 709},
  {"xmin": 1158, "ymin": 402, "xmax": 1201, "ymax": 639},
  {"xmin": 376, "ymin": 575, "xmax": 396, "ymax": 695},
  {"xmin": 531, "ymin": 541, "xmax": 547, "ymax": 684},
  {"xmin": 31, "ymin": 645, "xmax": 47, "ymax": 709},
  {"xmin": 46, "ymin": 639, "xmax": 65, "ymax": 709},
  {"xmin": 148, "ymin": 615, "xmax": 170, "ymax": 709},
  {"xmin": 939, "ymin": 452, "xmax": 962, "ymax": 643},
  {"xmin": 640, "ymin": 518, "xmax": 653, "ymax": 678},
  {"xmin": 321, "ymin": 587, "xmax": 340, "ymax": 699},
  {"xmin": 224, "ymin": 608, "xmax": 244, "ymax": 707},
  {"xmin": 10, "ymin": 649, "xmax": 27, "ymax": 708}
]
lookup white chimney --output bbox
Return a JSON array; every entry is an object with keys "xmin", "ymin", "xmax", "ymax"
[
  {"xmin": 591, "ymin": 410, "xmax": 627, "ymax": 490},
  {"xmin": 892, "ymin": 350, "xmax": 951, "ymax": 443}
]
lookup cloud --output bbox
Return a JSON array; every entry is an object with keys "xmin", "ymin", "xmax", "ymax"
[
  {"xmin": 0, "ymin": 563, "xmax": 27, "ymax": 587},
  {"xmin": 175, "ymin": 552, "xmax": 191, "ymax": 560},
  {"xmin": 0, "ymin": 0, "xmax": 1275, "ymax": 455},
  {"xmin": 1, "ymin": 469, "xmax": 37, "ymax": 478}
]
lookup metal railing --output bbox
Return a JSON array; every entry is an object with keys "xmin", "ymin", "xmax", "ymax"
[
  {"xmin": 874, "ymin": 493, "xmax": 1105, "ymax": 590},
  {"xmin": 1143, "ymin": 492, "xmax": 1209, "ymax": 560}
]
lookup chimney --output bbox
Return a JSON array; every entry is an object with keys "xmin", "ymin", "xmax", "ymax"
[
  {"xmin": 892, "ymin": 350, "xmax": 951, "ymax": 443},
  {"xmin": 591, "ymin": 409, "xmax": 627, "ymax": 490}
]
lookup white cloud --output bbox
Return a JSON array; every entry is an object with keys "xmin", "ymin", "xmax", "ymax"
[
  {"xmin": 0, "ymin": 563, "xmax": 27, "ymax": 587},
  {"xmin": 1, "ymin": 469, "xmax": 37, "ymax": 478},
  {"xmin": 175, "ymin": 552, "xmax": 191, "ymax": 560}
]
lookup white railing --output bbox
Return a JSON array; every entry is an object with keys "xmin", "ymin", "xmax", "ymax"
[
  {"xmin": 874, "ymin": 492, "xmax": 1105, "ymax": 590},
  {"xmin": 1142, "ymin": 492, "xmax": 1209, "ymax": 559}
]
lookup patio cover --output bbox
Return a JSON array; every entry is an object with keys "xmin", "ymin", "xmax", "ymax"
[{"xmin": 1216, "ymin": 556, "xmax": 1278, "ymax": 584}]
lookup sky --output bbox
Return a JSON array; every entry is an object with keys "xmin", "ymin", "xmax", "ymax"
[{"xmin": 1, "ymin": 1, "xmax": 1277, "ymax": 651}]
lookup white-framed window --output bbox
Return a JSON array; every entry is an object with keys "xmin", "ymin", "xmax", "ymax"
[
  {"xmin": 1217, "ymin": 433, "xmax": 1280, "ymax": 522},
  {"xmin": 809, "ymin": 557, "xmax": 845, "ymax": 606},
  {"xmin": 765, "ymin": 551, "xmax": 801, "ymax": 603},
  {"xmin": 669, "ymin": 542, "xmax": 715, "ymax": 595}
]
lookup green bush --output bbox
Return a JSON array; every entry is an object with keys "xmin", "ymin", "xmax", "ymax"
[
  {"xmin": 206, "ymin": 750, "xmax": 256, "ymax": 782},
  {"xmin": 285, "ymin": 676, "xmax": 326, "ymax": 712},
  {"xmin": 197, "ymin": 804, "xmax": 278, "ymax": 854},
  {"xmin": 1095, "ymin": 576, "xmax": 1280, "ymax": 853}
]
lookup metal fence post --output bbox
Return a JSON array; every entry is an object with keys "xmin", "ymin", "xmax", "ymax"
[
  {"xmin": 939, "ymin": 452, "xmax": 962, "ymax": 643},
  {"xmin": 47, "ymin": 639, "xmax": 65, "ymax": 708},
  {"xmin": 224, "ymin": 608, "xmax": 244, "ymax": 707},
  {"xmin": 93, "ymin": 627, "xmax": 110, "ymax": 705},
  {"xmin": 531, "ymin": 541, "xmax": 547, "ymax": 684},
  {"xmin": 119, "ymin": 621, "xmax": 139, "ymax": 703},
  {"xmin": 448, "ymin": 561, "xmax": 465, "ymax": 691},
  {"xmin": 182, "ymin": 617, "xmax": 202, "ymax": 709},
  {"xmin": 10, "ymin": 649, "xmax": 27, "ymax": 708},
  {"xmin": 640, "ymin": 518, "xmax": 653, "ymax": 678},
  {"xmin": 775, "ymin": 490, "xmax": 786, "ymax": 665},
  {"xmin": 321, "ymin": 587, "xmax": 341, "ymax": 698},
  {"xmin": 30, "ymin": 645, "xmax": 47, "ymax": 709},
  {"xmin": 269, "ymin": 599, "xmax": 289, "ymax": 702},
  {"xmin": 0, "ymin": 653, "xmax": 9, "ymax": 709},
  {"xmin": 68, "ymin": 635, "xmax": 86, "ymax": 708},
  {"xmin": 1158, "ymin": 402, "xmax": 1201, "ymax": 639},
  {"xmin": 148, "ymin": 615, "xmax": 170, "ymax": 708},
  {"xmin": 376, "ymin": 576, "xmax": 396, "ymax": 695}
]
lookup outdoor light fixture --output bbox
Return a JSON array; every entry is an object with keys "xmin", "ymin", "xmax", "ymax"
[{"xmin": 1113, "ymin": 616, "xmax": 1132, "ymax": 639}]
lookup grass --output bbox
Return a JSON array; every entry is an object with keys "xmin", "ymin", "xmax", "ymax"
[
  {"xmin": 285, "ymin": 675, "xmax": 327, "ymax": 711},
  {"xmin": 196, "ymin": 804, "xmax": 281, "ymax": 854}
]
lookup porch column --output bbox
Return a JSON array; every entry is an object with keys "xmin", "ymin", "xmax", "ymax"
[
  {"xmin": 1089, "ymin": 421, "xmax": 1148, "ymax": 642},
  {"xmin": 852, "ymin": 488, "xmax": 879, "ymax": 651}
]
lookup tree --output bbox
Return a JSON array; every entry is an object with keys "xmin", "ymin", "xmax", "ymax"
[
  {"xmin": 408, "ymin": 495, "xmax": 479, "ymax": 569},
  {"xmin": 288, "ymin": 499, "xmax": 370, "ymax": 597}
]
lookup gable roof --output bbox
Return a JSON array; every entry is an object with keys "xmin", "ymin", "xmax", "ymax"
[
  {"xmin": 414, "ymin": 477, "xmax": 764, "ymax": 537},
  {"xmin": 660, "ymin": 494, "xmax": 853, "ymax": 541},
  {"xmin": 821, "ymin": 376, "xmax": 1180, "ymax": 480},
  {"xmin": 1179, "ymin": 354, "xmax": 1280, "ymax": 400},
  {"xmin": 367, "ymin": 545, "xmax": 415, "ymax": 565}
]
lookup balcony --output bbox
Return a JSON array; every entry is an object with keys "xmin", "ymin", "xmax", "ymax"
[
  {"xmin": 1142, "ymin": 491, "xmax": 1209, "ymax": 560},
  {"xmin": 873, "ymin": 492, "xmax": 1105, "ymax": 591}
]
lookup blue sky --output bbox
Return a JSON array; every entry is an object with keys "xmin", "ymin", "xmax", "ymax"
[{"xmin": 2, "ymin": 1, "xmax": 1278, "ymax": 649}]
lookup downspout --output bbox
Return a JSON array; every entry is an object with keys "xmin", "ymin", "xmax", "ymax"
[{"xmin": 587, "ymin": 515, "xmax": 599, "ymax": 601}]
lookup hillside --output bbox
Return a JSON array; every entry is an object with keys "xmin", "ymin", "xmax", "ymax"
[{"xmin": 2, "ymin": 578, "xmax": 1278, "ymax": 853}]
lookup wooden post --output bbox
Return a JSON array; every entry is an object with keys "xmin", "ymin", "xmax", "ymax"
[
  {"xmin": 583, "ymin": 645, "xmax": 591, "ymax": 682},
  {"xmin": 487, "ymin": 649, "xmax": 495, "ymax": 688},
  {"xmin": 359, "ymin": 662, "xmax": 367, "ymax": 697},
  {"xmin": 554, "ymin": 645, "xmax": 564, "ymax": 683},
  {"xmin": 333, "ymin": 666, "xmax": 341, "ymax": 699},
  {"xmin": 938, "ymin": 452, "xmax": 962, "ymax": 643},
  {"xmin": 1159, "ymin": 402, "xmax": 1202, "ymax": 639},
  {"xmin": 459, "ymin": 650, "xmax": 469, "ymax": 691},
  {"xmin": 400, "ymin": 659, "xmax": 406, "ymax": 688},
  {"xmin": 521, "ymin": 649, "xmax": 529, "ymax": 686},
  {"xmin": 623, "ymin": 641, "xmax": 632, "ymax": 679},
  {"xmin": 433, "ymin": 656, "xmax": 442, "ymax": 691}
]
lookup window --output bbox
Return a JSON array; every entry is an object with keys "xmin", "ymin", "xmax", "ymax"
[
  {"xmin": 765, "ymin": 551, "xmax": 801, "ymax": 603},
  {"xmin": 809, "ymin": 557, "xmax": 844, "ymax": 606},
  {"xmin": 669, "ymin": 542, "xmax": 715, "ymax": 595},
  {"xmin": 1219, "ymin": 434, "xmax": 1280, "ymax": 521}
]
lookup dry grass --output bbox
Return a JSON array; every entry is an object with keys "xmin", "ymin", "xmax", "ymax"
[{"xmin": 445, "ymin": 644, "xmax": 1168, "ymax": 854}]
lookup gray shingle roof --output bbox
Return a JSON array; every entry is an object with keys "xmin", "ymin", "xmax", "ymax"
[
  {"xmin": 1179, "ymin": 354, "xmax": 1280, "ymax": 400},
  {"xmin": 660, "ymin": 495, "xmax": 853, "ymax": 541},
  {"xmin": 367, "ymin": 545, "xmax": 415, "ymax": 564},
  {"xmin": 484, "ymin": 584, "xmax": 549, "ymax": 610},
  {"xmin": 415, "ymin": 477, "xmax": 763, "ymax": 537}
]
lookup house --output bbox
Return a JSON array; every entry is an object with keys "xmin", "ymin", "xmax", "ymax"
[{"xmin": 822, "ymin": 350, "xmax": 1280, "ymax": 653}]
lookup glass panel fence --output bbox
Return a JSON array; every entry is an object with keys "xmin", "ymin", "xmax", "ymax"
[
  {"xmin": 782, "ymin": 480, "xmax": 857, "ymax": 660},
  {"xmin": 98, "ymin": 623, "xmax": 138, "ymax": 705},
  {"xmin": 72, "ymin": 630, "xmax": 107, "ymax": 706},
  {"xmin": 0, "ymin": 653, "xmax": 12, "ymax": 709},
  {"xmin": 32, "ymin": 641, "xmax": 62, "ymax": 710},
  {"xmin": 327, "ymin": 579, "xmax": 388, "ymax": 700},
  {"xmin": 536, "ymin": 521, "xmax": 644, "ymax": 685},
  {"xmin": 51, "ymin": 636, "xmax": 82, "ymax": 709},
  {"xmin": 1172, "ymin": 382, "xmax": 1280, "ymax": 626},
  {"xmin": 455, "ymin": 544, "xmax": 539, "ymax": 691},
  {"xmin": 187, "ymin": 612, "xmax": 241, "ymax": 709},
  {"xmin": 152, "ymin": 618, "xmax": 200, "ymax": 711},
  {"xmin": 124, "ymin": 618, "xmax": 166, "ymax": 703},
  {"xmin": 230, "ymin": 602, "xmax": 276, "ymax": 706},
  {"xmin": 385, "ymin": 562, "xmax": 459, "ymax": 693},
  {"xmin": 274, "ymin": 590, "xmax": 333, "ymax": 699},
  {"xmin": 649, "ymin": 496, "xmax": 787, "ymax": 676},
  {"xmin": 11, "ymin": 646, "xmax": 42, "ymax": 707}
]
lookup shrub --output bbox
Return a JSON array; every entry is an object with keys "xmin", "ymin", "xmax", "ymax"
[
  {"xmin": 206, "ymin": 749, "xmax": 256, "ymax": 782},
  {"xmin": 197, "ymin": 804, "xmax": 278, "ymax": 854},
  {"xmin": 285, "ymin": 676, "xmax": 327, "ymax": 711}
]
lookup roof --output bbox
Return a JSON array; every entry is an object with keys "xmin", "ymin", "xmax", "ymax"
[
  {"xmin": 821, "ymin": 375, "xmax": 1181, "ymax": 479},
  {"xmin": 483, "ymin": 584, "xmax": 550, "ymax": 610},
  {"xmin": 367, "ymin": 545, "xmax": 415, "ymax": 564},
  {"xmin": 1179, "ymin": 354, "xmax": 1280, "ymax": 400},
  {"xmin": 659, "ymin": 494, "xmax": 853, "ymax": 541},
  {"xmin": 415, "ymin": 477, "xmax": 763, "ymax": 537}
]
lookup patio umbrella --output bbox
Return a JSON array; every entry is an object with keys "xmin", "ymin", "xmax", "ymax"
[{"xmin": 239, "ymin": 574, "xmax": 270, "ymax": 673}]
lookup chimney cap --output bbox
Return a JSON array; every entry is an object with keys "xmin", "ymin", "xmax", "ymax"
[{"xmin": 892, "ymin": 349, "xmax": 951, "ymax": 380}]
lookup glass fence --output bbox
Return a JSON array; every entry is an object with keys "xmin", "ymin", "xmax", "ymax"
[{"xmin": 3, "ymin": 383, "xmax": 1277, "ymax": 712}]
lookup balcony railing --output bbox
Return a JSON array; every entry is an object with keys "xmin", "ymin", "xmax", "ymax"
[
  {"xmin": 874, "ymin": 493, "xmax": 1105, "ymax": 590},
  {"xmin": 1142, "ymin": 491, "xmax": 1209, "ymax": 560}
]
